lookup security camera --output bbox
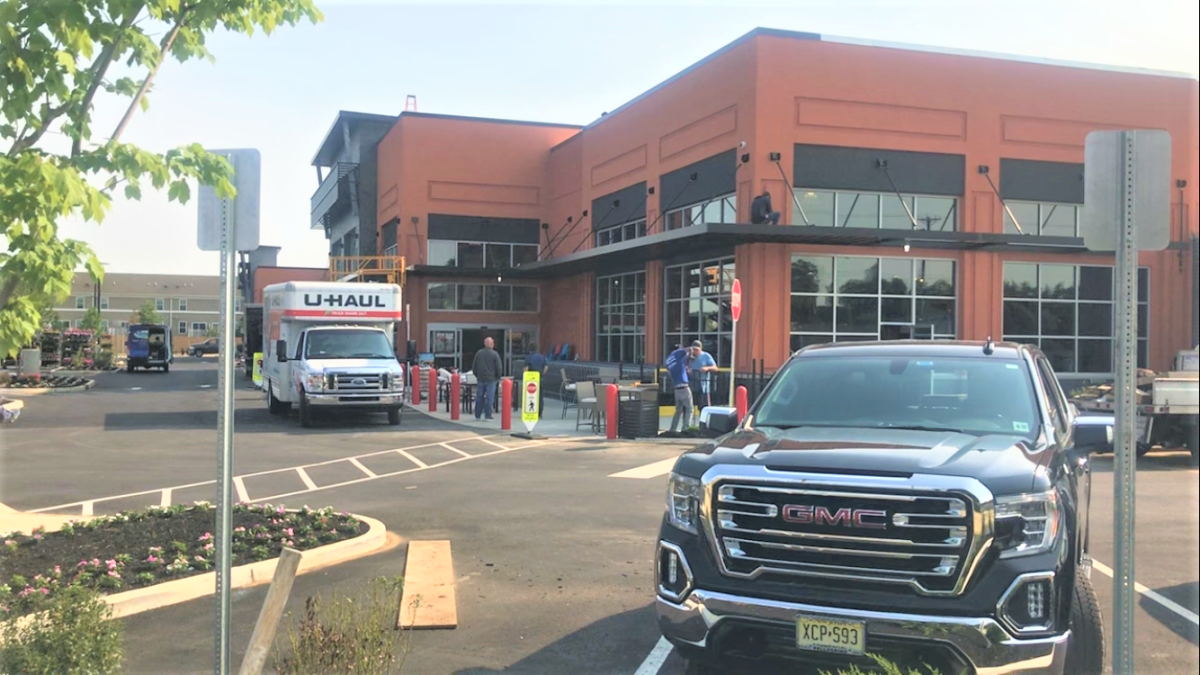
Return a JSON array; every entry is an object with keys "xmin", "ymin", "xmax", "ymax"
[{"xmin": 739, "ymin": 140, "xmax": 746, "ymax": 148}]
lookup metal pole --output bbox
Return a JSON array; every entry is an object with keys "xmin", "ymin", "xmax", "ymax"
[
  {"xmin": 1112, "ymin": 131, "xmax": 1139, "ymax": 675},
  {"xmin": 728, "ymin": 318, "xmax": 737, "ymax": 406},
  {"xmin": 215, "ymin": 190, "xmax": 237, "ymax": 675}
]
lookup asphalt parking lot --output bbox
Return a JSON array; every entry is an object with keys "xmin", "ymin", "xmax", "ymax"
[{"xmin": 1, "ymin": 359, "xmax": 1196, "ymax": 674}]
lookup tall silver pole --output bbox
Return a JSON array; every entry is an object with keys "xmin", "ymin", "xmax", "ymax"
[
  {"xmin": 1112, "ymin": 131, "xmax": 1139, "ymax": 675},
  {"xmin": 215, "ymin": 193, "xmax": 236, "ymax": 675}
]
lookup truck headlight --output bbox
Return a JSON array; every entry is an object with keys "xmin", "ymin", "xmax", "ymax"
[
  {"xmin": 666, "ymin": 473, "xmax": 702, "ymax": 534},
  {"xmin": 996, "ymin": 490, "xmax": 1059, "ymax": 558},
  {"xmin": 305, "ymin": 374, "xmax": 324, "ymax": 392}
]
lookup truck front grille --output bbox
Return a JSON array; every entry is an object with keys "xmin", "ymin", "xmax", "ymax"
[
  {"xmin": 711, "ymin": 482, "xmax": 978, "ymax": 595},
  {"xmin": 331, "ymin": 373, "xmax": 384, "ymax": 391}
]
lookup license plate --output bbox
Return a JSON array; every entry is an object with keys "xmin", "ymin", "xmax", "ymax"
[{"xmin": 796, "ymin": 615, "xmax": 866, "ymax": 656}]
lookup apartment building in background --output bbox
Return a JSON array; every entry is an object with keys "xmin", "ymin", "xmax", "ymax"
[{"xmin": 309, "ymin": 28, "xmax": 1199, "ymax": 382}]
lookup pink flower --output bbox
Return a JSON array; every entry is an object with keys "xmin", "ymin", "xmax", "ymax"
[
  {"xmin": 3, "ymin": 539, "xmax": 14, "ymax": 546},
  {"xmin": 107, "ymin": 570, "xmax": 119, "ymax": 578},
  {"xmin": 78, "ymin": 560, "xmax": 89, "ymax": 567},
  {"xmin": 276, "ymin": 507, "xmax": 285, "ymax": 515},
  {"xmin": 204, "ymin": 543, "xmax": 213, "ymax": 551},
  {"xmin": 146, "ymin": 555, "xmax": 158, "ymax": 563},
  {"xmin": 284, "ymin": 528, "xmax": 294, "ymax": 537},
  {"xmin": 106, "ymin": 559, "xmax": 117, "ymax": 569},
  {"xmin": 53, "ymin": 566, "xmax": 61, "ymax": 575},
  {"xmin": 39, "ymin": 588, "xmax": 49, "ymax": 595},
  {"xmin": 198, "ymin": 532, "xmax": 212, "ymax": 542},
  {"xmin": 194, "ymin": 555, "xmax": 205, "ymax": 562},
  {"xmin": 32, "ymin": 533, "xmax": 42, "ymax": 541}
]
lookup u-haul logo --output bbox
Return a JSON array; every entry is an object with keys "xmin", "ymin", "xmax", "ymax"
[{"xmin": 303, "ymin": 293, "xmax": 387, "ymax": 308}]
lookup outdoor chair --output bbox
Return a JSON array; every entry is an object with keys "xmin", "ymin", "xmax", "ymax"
[
  {"xmin": 575, "ymin": 380, "xmax": 602, "ymax": 432},
  {"xmin": 559, "ymin": 368, "xmax": 578, "ymax": 418}
]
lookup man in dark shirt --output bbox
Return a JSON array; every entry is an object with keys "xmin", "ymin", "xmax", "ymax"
[
  {"xmin": 666, "ymin": 344, "xmax": 693, "ymax": 433},
  {"xmin": 524, "ymin": 342, "xmax": 547, "ymax": 419},
  {"xmin": 472, "ymin": 336, "xmax": 503, "ymax": 421},
  {"xmin": 750, "ymin": 190, "xmax": 781, "ymax": 225}
]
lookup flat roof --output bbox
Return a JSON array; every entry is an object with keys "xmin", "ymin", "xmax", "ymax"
[{"xmin": 311, "ymin": 111, "xmax": 399, "ymax": 167}]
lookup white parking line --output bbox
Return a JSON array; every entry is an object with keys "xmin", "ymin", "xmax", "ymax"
[
  {"xmin": 609, "ymin": 457, "xmax": 677, "ymax": 479},
  {"xmin": 633, "ymin": 637, "xmax": 673, "ymax": 675},
  {"xmin": 295, "ymin": 467, "xmax": 318, "ymax": 491},
  {"xmin": 396, "ymin": 449, "xmax": 428, "ymax": 468},
  {"xmin": 440, "ymin": 442, "xmax": 472, "ymax": 458},
  {"xmin": 159, "ymin": 489, "xmax": 171, "ymax": 508},
  {"xmin": 1093, "ymin": 559, "xmax": 1199, "ymax": 625},
  {"xmin": 233, "ymin": 476, "xmax": 248, "ymax": 503},
  {"xmin": 348, "ymin": 457, "xmax": 376, "ymax": 478}
]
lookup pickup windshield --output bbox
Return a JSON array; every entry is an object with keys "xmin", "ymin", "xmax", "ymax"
[
  {"xmin": 304, "ymin": 330, "xmax": 394, "ymax": 360},
  {"xmin": 754, "ymin": 355, "xmax": 1041, "ymax": 440}
]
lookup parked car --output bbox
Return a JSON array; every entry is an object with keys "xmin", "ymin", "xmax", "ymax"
[
  {"xmin": 126, "ymin": 324, "xmax": 172, "ymax": 372},
  {"xmin": 189, "ymin": 338, "xmax": 219, "ymax": 357},
  {"xmin": 655, "ymin": 340, "xmax": 1107, "ymax": 675}
]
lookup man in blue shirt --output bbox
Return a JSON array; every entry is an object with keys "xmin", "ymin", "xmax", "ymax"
[
  {"xmin": 688, "ymin": 340, "xmax": 718, "ymax": 409},
  {"xmin": 666, "ymin": 344, "xmax": 693, "ymax": 433}
]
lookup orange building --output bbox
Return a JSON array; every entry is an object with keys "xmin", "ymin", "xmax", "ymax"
[{"xmin": 310, "ymin": 28, "xmax": 1199, "ymax": 383}]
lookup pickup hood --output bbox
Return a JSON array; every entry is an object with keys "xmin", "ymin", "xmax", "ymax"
[
  {"xmin": 676, "ymin": 426, "xmax": 1047, "ymax": 496},
  {"xmin": 302, "ymin": 358, "xmax": 401, "ymax": 373}
]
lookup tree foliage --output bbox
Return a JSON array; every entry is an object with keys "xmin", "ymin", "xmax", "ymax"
[
  {"xmin": 80, "ymin": 305, "xmax": 101, "ymax": 330},
  {"xmin": 0, "ymin": 0, "xmax": 323, "ymax": 356},
  {"xmin": 132, "ymin": 298, "xmax": 160, "ymax": 324}
]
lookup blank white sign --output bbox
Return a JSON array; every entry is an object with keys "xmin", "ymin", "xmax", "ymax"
[{"xmin": 197, "ymin": 148, "xmax": 261, "ymax": 252}]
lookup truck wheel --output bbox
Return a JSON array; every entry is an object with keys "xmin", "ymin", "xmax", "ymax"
[
  {"xmin": 298, "ymin": 392, "xmax": 314, "ymax": 428},
  {"xmin": 162, "ymin": 363, "xmax": 169, "ymax": 373},
  {"xmin": 388, "ymin": 407, "xmax": 401, "ymax": 426},
  {"xmin": 1065, "ymin": 571, "xmax": 1105, "ymax": 675},
  {"xmin": 267, "ymin": 384, "xmax": 285, "ymax": 416}
]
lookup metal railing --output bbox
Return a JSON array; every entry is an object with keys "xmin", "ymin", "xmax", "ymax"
[
  {"xmin": 328, "ymin": 255, "xmax": 406, "ymax": 286},
  {"xmin": 311, "ymin": 162, "xmax": 358, "ymax": 228}
]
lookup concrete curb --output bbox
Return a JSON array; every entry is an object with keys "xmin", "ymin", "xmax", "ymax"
[
  {"xmin": 103, "ymin": 513, "xmax": 387, "ymax": 620},
  {"xmin": 0, "ymin": 379, "xmax": 95, "ymax": 397}
]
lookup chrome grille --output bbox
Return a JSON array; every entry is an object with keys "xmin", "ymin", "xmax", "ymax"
[
  {"xmin": 331, "ymin": 373, "xmax": 384, "ymax": 391},
  {"xmin": 711, "ymin": 482, "xmax": 977, "ymax": 595}
]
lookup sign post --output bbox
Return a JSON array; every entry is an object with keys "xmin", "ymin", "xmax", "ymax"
[
  {"xmin": 728, "ymin": 278, "xmax": 742, "ymax": 406},
  {"xmin": 1082, "ymin": 130, "xmax": 1170, "ymax": 675},
  {"xmin": 522, "ymin": 371, "xmax": 540, "ymax": 433},
  {"xmin": 197, "ymin": 149, "xmax": 261, "ymax": 675}
]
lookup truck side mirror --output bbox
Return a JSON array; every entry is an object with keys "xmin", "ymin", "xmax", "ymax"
[
  {"xmin": 1073, "ymin": 415, "xmax": 1113, "ymax": 454},
  {"xmin": 275, "ymin": 340, "xmax": 288, "ymax": 363},
  {"xmin": 700, "ymin": 406, "xmax": 739, "ymax": 437}
]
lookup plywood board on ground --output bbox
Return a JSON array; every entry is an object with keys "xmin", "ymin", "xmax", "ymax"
[{"xmin": 398, "ymin": 540, "xmax": 457, "ymax": 629}]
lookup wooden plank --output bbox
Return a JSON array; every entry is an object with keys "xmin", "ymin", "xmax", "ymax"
[
  {"xmin": 238, "ymin": 548, "xmax": 303, "ymax": 675},
  {"xmin": 398, "ymin": 540, "xmax": 457, "ymax": 629}
]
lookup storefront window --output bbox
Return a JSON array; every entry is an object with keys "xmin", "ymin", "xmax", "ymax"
[
  {"xmin": 664, "ymin": 194, "xmax": 737, "ymax": 231},
  {"xmin": 1003, "ymin": 201, "xmax": 1080, "ymax": 237},
  {"xmin": 791, "ymin": 189, "xmax": 958, "ymax": 231},
  {"xmin": 596, "ymin": 271, "xmax": 645, "ymax": 363},
  {"xmin": 663, "ymin": 258, "xmax": 735, "ymax": 366},
  {"xmin": 426, "ymin": 283, "xmax": 538, "ymax": 313}
]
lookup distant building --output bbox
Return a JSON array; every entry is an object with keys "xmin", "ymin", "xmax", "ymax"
[{"xmin": 55, "ymin": 272, "xmax": 242, "ymax": 339}]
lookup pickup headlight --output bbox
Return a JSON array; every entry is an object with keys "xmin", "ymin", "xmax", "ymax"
[
  {"xmin": 304, "ymin": 374, "xmax": 324, "ymax": 392},
  {"xmin": 666, "ymin": 473, "xmax": 702, "ymax": 534},
  {"xmin": 995, "ymin": 490, "xmax": 1059, "ymax": 558}
]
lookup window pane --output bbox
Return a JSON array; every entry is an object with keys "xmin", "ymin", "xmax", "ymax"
[
  {"xmin": 1005, "ymin": 202, "xmax": 1038, "ymax": 234},
  {"xmin": 795, "ymin": 190, "xmax": 834, "ymax": 227},
  {"xmin": 916, "ymin": 260, "xmax": 955, "ymax": 297},
  {"xmin": 1003, "ymin": 263, "xmax": 1038, "ymax": 298},
  {"xmin": 685, "ymin": 300, "xmax": 700, "ymax": 332},
  {"xmin": 792, "ymin": 334, "xmax": 832, "ymax": 351},
  {"xmin": 665, "ymin": 211, "xmax": 684, "ymax": 231},
  {"xmin": 666, "ymin": 301, "xmax": 682, "ymax": 333},
  {"xmin": 722, "ymin": 196, "xmax": 737, "ymax": 223},
  {"xmin": 457, "ymin": 284, "xmax": 483, "ymax": 310},
  {"xmin": 792, "ymin": 256, "xmax": 834, "ymax": 293},
  {"xmin": 836, "ymin": 297, "xmax": 878, "ymax": 333},
  {"xmin": 1040, "ymin": 264, "xmax": 1075, "ymax": 299},
  {"xmin": 685, "ymin": 265, "xmax": 701, "ymax": 296},
  {"xmin": 880, "ymin": 259, "xmax": 912, "ymax": 295},
  {"xmin": 1078, "ymin": 339, "xmax": 1113, "ymax": 373},
  {"xmin": 1137, "ymin": 303, "xmax": 1148, "ymax": 338},
  {"xmin": 1137, "ymin": 268, "xmax": 1149, "ymax": 302},
  {"xmin": 1040, "ymin": 204, "xmax": 1076, "ymax": 237},
  {"xmin": 428, "ymin": 283, "xmax": 456, "ymax": 310},
  {"xmin": 916, "ymin": 196, "xmax": 957, "ymax": 231},
  {"xmin": 702, "ymin": 200, "xmax": 722, "ymax": 225},
  {"xmin": 701, "ymin": 264, "xmax": 721, "ymax": 295},
  {"xmin": 513, "ymin": 286, "xmax": 538, "ymax": 312},
  {"xmin": 457, "ymin": 242, "xmax": 484, "ymax": 268},
  {"xmin": 836, "ymin": 257, "xmax": 879, "ymax": 294},
  {"xmin": 513, "ymin": 245, "xmax": 538, "ymax": 266},
  {"xmin": 1041, "ymin": 339, "xmax": 1075, "ymax": 373},
  {"xmin": 1040, "ymin": 302, "xmax": 1075, "ymax": 336},
  {"xmin": 1078, "ymin": 267, "xmax": 1113, "ymax": 300},
  {"xmin": 596, "ymin": 337, "xmax": 609, "ymax": 362},
  {"xmin": 1004, "ymin": 301, "xmax": 1038, "ymax": 335},
  {"xmin": 791, "ymin": 295, "xmax": 834, "ymax": 333},
  {"xmin": 1078, "ymin": 303, "xmax": 1112, "ymax": 337},
  {"xmin": 915, "ymin": 299, "xmax": 955, "ymax": 336},
  {"xmin": 881, "ymin": 297, "xmax": 912, "ymax": 323},
  {"xmin": 485, "ymin": 244, "xmax": 510, "ymax": 269},
  {"xmin": 485, "ymin": 285, "xmax": 512, "ymax": 311},
  {"xmin": 1138, "ymin": 339, "xmax": 1148, "ymax": 369},
  {"xmin": 881, "ymin": 195, "xmax": 915, "ymax": 230},
  {"xmin": 700, "ymin": 298, "xmax": 720, "ymax": 332},
  {"xmin": 838, "ymin": 192, "xmax": 879, "ymax": 228}
]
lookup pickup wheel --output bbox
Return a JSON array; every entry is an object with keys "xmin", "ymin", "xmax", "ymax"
[
  {"xmin": 387, "ymin": 407, "xmax": 402, "ymax": 426},
  {"xmin": 1066, "ymin": 570, "xmax": 1105, "ymax": 675},
  {"xmin": 298, "ymin": 392, "xmax": 314, "ymax": 428}
]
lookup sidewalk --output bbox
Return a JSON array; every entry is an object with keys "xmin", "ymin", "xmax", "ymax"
[{"xmin": 0, "ymin": 502, "xmax": 76, "ymax": 536}]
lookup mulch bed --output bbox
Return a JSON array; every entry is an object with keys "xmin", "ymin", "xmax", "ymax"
[
  {"xmin": 0, "ymin": 503, "xmax": 364, "ymax": 618},
  {"xmin": 0, "ymin": 374, "xmax": 89, "ymax": 389}
]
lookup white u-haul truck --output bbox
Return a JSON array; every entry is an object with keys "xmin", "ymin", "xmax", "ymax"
[{"xmin": 262, "ymin": 282, "xmax": 405, "ymax": 428}]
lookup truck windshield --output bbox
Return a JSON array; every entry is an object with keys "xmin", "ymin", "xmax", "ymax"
[
  {"xmin": 754, "ymin": 355, "xmax": 1041, "ymax": 440},
  {"xmin": 304, "ymin": 330, "xmax": 394, "ymax": 360}
]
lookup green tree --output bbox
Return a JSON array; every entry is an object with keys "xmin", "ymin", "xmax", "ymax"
[
  {"xmin": 80, "ymin": 305, "xmax": 101, "ymax": 330},
  {"xmin": 0, "ymin": 0, "xmax": 323, "ymax": 357},
  {"xmin": 132, "ymin": 299, "xmax": 161, "ymax": 325},
  {"xmin": 204, "ymin": 323, "xmax": 219, "ymax": 337}
]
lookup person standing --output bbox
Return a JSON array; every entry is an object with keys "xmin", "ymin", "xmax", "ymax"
[
  {"xmin": 472, "ymin": 336, "xmax": 502, "ymax": 421},
  {"xmin": 666, "ymin": 344, "xmax": 693, "ymax": 433},
  {"xmin": 524, "ymin": 342, "xmax": 547, "ymax": 419},
  {"xmin": 687, "ymin": 340, "xmax": 718, "ymax": 409}
]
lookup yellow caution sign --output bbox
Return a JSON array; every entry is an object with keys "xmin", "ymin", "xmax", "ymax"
[
  {"xmin": 252, "ymin": 352, "xmax": 264, "ymax": 388},
  {"xmin": 521, "ymin": 371, "xmax": 540, "ymax": 432}
]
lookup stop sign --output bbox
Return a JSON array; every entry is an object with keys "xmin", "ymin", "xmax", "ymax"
[
  {"xmin": 730, "ymin": 278, "xmax": 742, "ymax": 323},
  {"xmin": 527, "ymin": 382, "xmax": 537, "ymax": 394}
]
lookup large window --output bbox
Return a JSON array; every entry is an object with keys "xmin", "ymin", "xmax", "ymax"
[
  {"xmin": 1002, "ymin": 263, "xmax": 1149, "ymax": 374},
  {"xmin": 595, "ymin": 219, "xmax": 647, "ymax": 248},
  {"xmin": 790, "ymin": 255, "xmax": 957, "ymax": 350},
  {"xmin": 792, "ymin": 189, "xmax": 958, "ymax": 231},
  {"xmin": 427, "ymin": 240, "xmax": 539, "ymax": 268},
  {"xmin": 664, "ymin": 258, "xmax": 735, "ymax": 367},
  {"xmin": 1003, "ymin": 201, "xmax": 1080, "ymax": 237},
  {"xmin": 596, "ymin": 271, "xmax": 645, "ymax": 363},
  {"xmin": 664, "ymin": 194, "xmax": 737, "ymax": 231},
  {"xmin": 426, "ymin": 283, "xmax": 539, "ymax": 313}
]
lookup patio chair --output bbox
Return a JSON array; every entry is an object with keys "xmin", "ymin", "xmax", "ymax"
[
  {"xmin": 575, "ymin": 380, "xmax": 602, "ymax": 432},
  {"xmin": 559, "ymin": 367, "xmax": 578, "ymax": 419}
]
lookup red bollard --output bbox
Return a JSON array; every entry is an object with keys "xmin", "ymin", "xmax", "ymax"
[
  {"xmin": 606, "ymin": 384, "xmax": 619, "ymax": 440},
  {"xmin": 410, "ymin": 364, "xmax": 420, "ymax": 405},
  {"xmin": 735, "ymin": 385, "xmax": 748, "ymax": 423},
  {"xmin": 450, "ymin": 372, "xmax": 461, "ymax": 421},
  {"xmin": 500, "ymin": 378, "xmax": 512, "ymax": 430},
  {"xmin": 428, "ymin": 367, "xmax": 437, "ymax": 412}
]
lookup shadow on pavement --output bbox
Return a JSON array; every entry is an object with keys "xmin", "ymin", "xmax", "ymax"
[
  {"xmin": 1140, "ymin": 581, "xmax": 1200, "ymax": 646},
  {"xmin": 453, "ymin": 605, "xmax": 661, "ymax": 675}
]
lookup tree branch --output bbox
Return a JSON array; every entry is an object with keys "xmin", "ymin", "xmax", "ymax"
[
  {"xmin": 0, "ymin": 277, "xmax": 21, "ymax": 315},
  {"xmin": 110, "ymin": 6, "xmax": 191, "ymax": 144},
  {"xmin": 69, "ymin": 7, "xmax": 143, "ymax": 157}
]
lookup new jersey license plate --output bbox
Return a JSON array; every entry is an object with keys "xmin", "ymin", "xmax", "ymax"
[{"xmin": 796, "ymin": 615, "xmax": 866, "ymax": 656}]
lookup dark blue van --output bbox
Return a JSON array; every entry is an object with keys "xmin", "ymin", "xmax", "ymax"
[{"xmin": 126, "ymin": 324, "xmax": 172, "ymax": 372}]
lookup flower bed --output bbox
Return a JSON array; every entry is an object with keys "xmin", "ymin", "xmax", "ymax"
[
  {"xmin": 0, "ymin": 374, "xmax": 90, "ymax": 389},
  {"xmin": 0, "ymin": 503, "xmax": 364, "ymax": 619}
]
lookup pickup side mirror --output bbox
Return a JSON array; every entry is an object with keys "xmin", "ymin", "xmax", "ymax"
[
  {"xmin": 275, "ymin": 339, "xmax": 288, "ymax": 363},
  {"xmin": 1073, "ymin": 415, "xmax": 1113, "ymax": 454},
  {"xmin": 700, "ymin": 406, "xmax": 739, "ymax": 437}
]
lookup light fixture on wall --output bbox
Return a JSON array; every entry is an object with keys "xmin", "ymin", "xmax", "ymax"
[
  {"xmin": 497, "ymin": 274, "xmax": 503, "ymax": 283},
  {"xmin": 903, "ymin": 240, "xmax": 911, "ymax": 253}
]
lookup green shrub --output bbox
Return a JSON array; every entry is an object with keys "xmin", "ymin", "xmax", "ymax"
[
  {"xmin": 0, "ymin": 585, "xmax": 123, "ymax": 675},
  {"xmin": 274, "ymin": 577, "xmax": 409, "ymax": 675},
  {"xmin": 824, "ymin": 655, "xmax": 942, "ymax": 675}
]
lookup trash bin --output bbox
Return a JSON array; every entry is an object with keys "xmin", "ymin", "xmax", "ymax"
[{"xmin": 618, "ymin": 389, "xmax": 659, "ymax": 439}]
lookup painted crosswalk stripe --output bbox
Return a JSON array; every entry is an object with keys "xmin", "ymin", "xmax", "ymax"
[
  {"xmin": 440, "ymin": 442, "xmax": 471, "ymax": 458},
  {"xmin": 348, "ymin": 457, "xmax": 376, "ymax": 478},
  {"xmin": 396, "ymin": 449, "xmax": 428, "ymax": 468},
  {"xmin": 609, "ymin": 457, "xmax": 678, "ymax": 479}
]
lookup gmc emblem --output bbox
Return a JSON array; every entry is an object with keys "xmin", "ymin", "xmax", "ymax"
[{"xmin": 782, "ymin": 504, "xmax": 888, "ymax": 530}]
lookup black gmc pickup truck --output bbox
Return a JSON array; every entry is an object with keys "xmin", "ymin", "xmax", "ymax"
[{"xmin": 655, "ymin": 340, "xmax": 1112, "ymax": 675}]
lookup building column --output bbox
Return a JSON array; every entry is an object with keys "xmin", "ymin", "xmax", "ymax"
[{"xmin": 644, "ymin": 260, "xmax": 664, "ymax": 364}]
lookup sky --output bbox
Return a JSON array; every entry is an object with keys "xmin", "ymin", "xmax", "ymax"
[{"xmin": 55, "ymin": 0, "xmax": 1200, "ymax": 276}]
